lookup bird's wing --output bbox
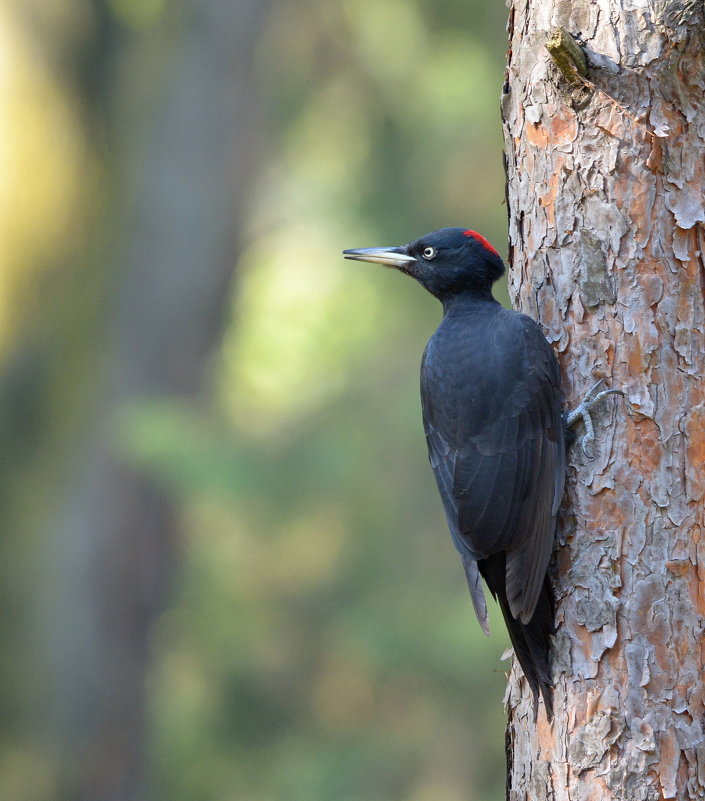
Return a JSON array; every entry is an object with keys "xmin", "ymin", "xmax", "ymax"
[
  {"xmin": 422, "ymin": 310, "xmax": 564, "ymax": 624},
  {"xmin": 427, "ymin": 417, "xmax": 491, "ymax": 634}
]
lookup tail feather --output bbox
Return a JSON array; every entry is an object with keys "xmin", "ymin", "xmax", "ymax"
[
  {"xmin": 479, "ymin": 553, "xmax": 554, "ymax": 720},
  {"xmin": 460, "ymin": 552, "xmax": 490, "ymax": 635}
]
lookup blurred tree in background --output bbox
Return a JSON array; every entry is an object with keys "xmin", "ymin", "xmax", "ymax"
[{"xmin": 0, "ymin": 1, "xmax": 510, "ymax": 800}]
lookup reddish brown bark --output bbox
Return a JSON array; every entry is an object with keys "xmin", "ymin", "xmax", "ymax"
[{"xmin": 502, "ymin": 2, "xmax": 705, "ymax": 798}]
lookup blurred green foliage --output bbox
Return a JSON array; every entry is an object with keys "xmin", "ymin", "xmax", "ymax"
[{"xmin": 1, "ymin": 0, "xmax": 511, "ymax": 799}]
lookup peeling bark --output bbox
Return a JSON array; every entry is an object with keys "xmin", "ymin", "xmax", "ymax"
[{"xmin": 502, "ymin": 1, "xmax": 705, "ymax": 799}]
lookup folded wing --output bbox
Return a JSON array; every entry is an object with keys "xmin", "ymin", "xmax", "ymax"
[{"xmin": 422, "ymin": 309, "xmax": 564, "ymax": 626}]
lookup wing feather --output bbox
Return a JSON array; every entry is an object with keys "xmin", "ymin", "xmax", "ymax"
[{"xmin": 421, "ymin": 307, "xmax": 564, "ymax": 625}]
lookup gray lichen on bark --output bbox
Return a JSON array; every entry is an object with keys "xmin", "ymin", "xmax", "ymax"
[{"xmin": 579, "ymin": 229, "xmax": 617, "ymax": 308}]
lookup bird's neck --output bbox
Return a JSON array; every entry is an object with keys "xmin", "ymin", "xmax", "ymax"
[{"xmin": 440, "ymin": 288, "xmax": 499, "ymax": 316}]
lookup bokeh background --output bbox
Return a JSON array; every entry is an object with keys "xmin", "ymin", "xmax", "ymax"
[{"xmin": 0, "ymin": 1, "xmax": 512, "ymax": 799}]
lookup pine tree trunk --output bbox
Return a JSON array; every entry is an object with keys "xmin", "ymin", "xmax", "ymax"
[{"xmin": 502, "ymin": 2, "xmax": 705, "ymax": 798}]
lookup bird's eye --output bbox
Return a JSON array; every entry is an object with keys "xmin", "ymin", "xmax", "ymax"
[{"xmin": 422, "ymin": 246, "xmax": 436, "ymax": 260}]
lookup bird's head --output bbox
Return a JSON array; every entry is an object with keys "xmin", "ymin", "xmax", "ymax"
[{"xmin": 343, "ymin": 227, "xmax": 505, "ymax": 302}]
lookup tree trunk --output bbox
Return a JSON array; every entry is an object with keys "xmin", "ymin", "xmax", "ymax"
[{"xmin": 502, "ymin": 2, "xmax": 705, "ymax": 799}]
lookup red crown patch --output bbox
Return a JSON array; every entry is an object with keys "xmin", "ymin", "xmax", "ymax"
[{"xmin": 463, "ymin": 230, "xmax": 500, "ymax": 258}]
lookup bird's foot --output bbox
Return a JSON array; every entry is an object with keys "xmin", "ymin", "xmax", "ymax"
[{"xmin": 566, "ymin": 379, "xmax": 623, "ymax": 458}]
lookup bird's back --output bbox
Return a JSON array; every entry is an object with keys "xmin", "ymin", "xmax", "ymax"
[
  {"xmin": 421, "ymin": 300, "xmax": 564, "ymax": 715},
  {"xmin": 421, "ymin": 301, "xmax": 564, "ymax": 609}
]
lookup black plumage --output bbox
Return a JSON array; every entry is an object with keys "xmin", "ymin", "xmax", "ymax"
[{"xmin": 344, "ymin": 227, "xmax": 565, "ymax": 717}]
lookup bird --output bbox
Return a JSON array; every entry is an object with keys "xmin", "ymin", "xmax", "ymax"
[{"xmin": 343, "ymin": 227, "xmax": 620, "ymax": 719}]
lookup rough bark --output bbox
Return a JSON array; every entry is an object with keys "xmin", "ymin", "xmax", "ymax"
[{"xmin": 502, "ymin": 2, "xmax": 705, "ymax": 799}]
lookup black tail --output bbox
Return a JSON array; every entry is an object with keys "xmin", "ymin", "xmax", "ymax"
[{"xmin": 479, "ymin": 553, "xmax": 554, "ymax": 720}]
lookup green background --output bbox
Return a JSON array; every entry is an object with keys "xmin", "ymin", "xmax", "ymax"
[{"xmin": 0, "ymin": 1, "xmax": 512, "ymax": 799}]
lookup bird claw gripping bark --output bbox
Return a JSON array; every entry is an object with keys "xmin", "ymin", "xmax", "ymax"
[{"xmin": 566, "ymin": 379, "xmax": 623, "ymax": 458}]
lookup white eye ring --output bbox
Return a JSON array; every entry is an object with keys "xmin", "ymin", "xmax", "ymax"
[{"xmin": 422, "ymin": 246, "xmax": 436, "ymax": 260}]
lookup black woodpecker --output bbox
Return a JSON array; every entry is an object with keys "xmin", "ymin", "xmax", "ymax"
[{"xmin": 344, "ymin": 227, "xmax": 619, "ymax": 719}]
